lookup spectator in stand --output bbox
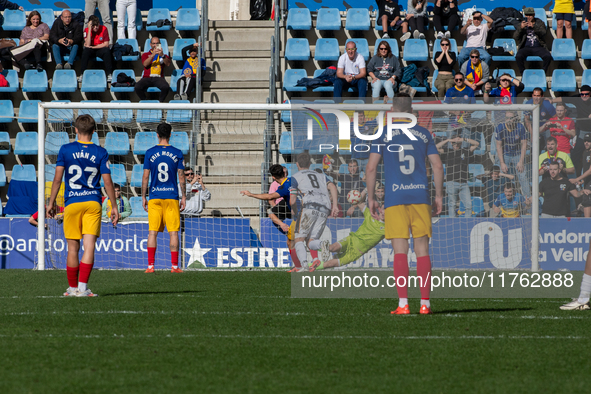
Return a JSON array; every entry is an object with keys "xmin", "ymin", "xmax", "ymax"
[
  {"xmin": 483, "ymin": 73, "xmax": 524, "ymax": 105},
  {"xmin": 515, "ymin": 8, "xmax": 552, "ymax": 75},
  {"xmin": 572, "ymin": 135, "xmax": 591, "ymax": 217},
  {"xmin": 85, "ymin": 0, "xmax": 113, "ymax": 47},
  {"xmin": 102, "ymin": 185, "xmax": 131, "ymax": 220},
  {"xmin": 525, "ymin": 88, "xmax": 556, "ymax": 153},
  {"xmin": 433, "ymin": 0, "xmax": 460, "ymax": 40},
  {"xmin": 174, "ymin": 42, "xmax": 206, "ymax": 101},
  {"xmin": 436, "ymin": 135, "xmax": 479, "ymax": 217},
  {"xmin": 540, "ymin": 103, "xmax": 575, "ymax": 156},
  {"xmin": 554, "ymin": 0, "xmax": 575, "ymax": 39},
  {"xmin": 495, "ymin": 111, "xmax": 530, "ymax": 198},
  {"xmin": 327, "ymin": 159, "xmax": 363, "ymax": 217},
  {"xmin": 367, "ymin": 41, "xmax": 401, "ymax": 103},
  {"xmin": 333, "ymin": 41, "xmax": 367, "ymax": 100},
  {"xmin": 539, "ymin": 161, "xmax": 584, "ymax": 217},
  {"xmin": 268, "ymin": 166, "xmax": 288, "ymax": 208},
  {"xmin": 444, "ymin": 72, "xmax": 475, "ymax": 104},
  {"xmin": 135, "ymin": 37, "xmax": 171, "ymax": 102},
  {"xmin": 457, "ymin": 10, "xmax": 492, "ymax": 66},
  {"xmin": 116, "ymin": 0, "xmax": 137, "ymax": 39},
  {"xmin": 406, "ymin": 0, "xmax": 428, "ymax": 40},
  {"xmin": 80, "ymin": 15, "xmax": 113, "ymax": 83},
  {"xmin": 539, "ymin": 136, "xmax": 575, "ymax": 179},
  {"xmin": 476, "ymin": 165, "xmax": 514, "ymax": 216},
  {"xmin": 493, "ymin": 182, "xmax": 530, "ymax": 217},
  {"xmin": 350, "ymin": 111, "xmax": 378, "ymax": 172},
  {"xmin": 433, "ymin": 38, "xmax": 457, "ymax": 98},
  {"xmin": 18, "ymin": 11, "xmax": 50, "ymax": 72},
  {"xmin": 460, "ymin": 49, "xmax": 489, "ymax": 96},
  {"xmin": 376, "ymin": 0, "xmax": 409, "ymax": 41},
  {"xmin": 181, "ymin": 168, "xmax": 211, "ymax": 216},
  {"xmin": 50, "ymin": 10, "xmax": 83, "ymax": 70}
]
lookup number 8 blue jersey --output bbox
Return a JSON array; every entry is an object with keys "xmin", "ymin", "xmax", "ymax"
[
  {"xmin": 56, "ymin": 141, "xmax": 111, "ymax": 206},
  {"xmin": 143, "ymin": 144, "xmax": 185, "ymax": 200}
]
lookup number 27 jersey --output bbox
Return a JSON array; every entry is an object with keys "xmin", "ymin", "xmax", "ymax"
[
  {"xmin": 57, "ymin": 141, "xmax": 111, "ymax": 207},
  {"xmin": 144, "ymin": 144, "xmax": 185, "ymax": 200}
]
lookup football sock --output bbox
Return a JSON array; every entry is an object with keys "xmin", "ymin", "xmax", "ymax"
[
  {"xmin": 578, "ymin": 273, "xmax": 591, "ymax": 304},
  {"xmin": 310, "ymin": 250, "xmax": 318, "ymax": 260},
  {"xmin": 399, "ymin": 298, "xmax": 408, "ymax": 309},
  {"xmin": 295, "ymin": 242, "xmax": 308, "ymax": 267},
  {"xmin": 394, "ymin": 253, "xmax": 409, "ymax": 301},
  {"xmin": 417, "ymin": 255, "xmax": 432, "ymax": 301},
  {"xmin": 171, "ymin": 251, "xmax": 179, "ymax": 269},
  {"xmin": 66, "ymin": 266, "xmax": 79, "ymax": 288},
  {"xmin": 308, "ymin": 240, "xmax": 321, "ymax": 250},
  {"xmin": 78, "ymin": 262, "xmax": 93, "ymax": 291},
  {"xmin": 289, "ymin": 248, "xmax": 301, "ymax": 268},
  {"xmin": 420, "ymin": 299, "xmax": 431, "ymax": 308},
  {"xmin": 148, "ymin": 247, "xmax": 156, "ymax": 267}
]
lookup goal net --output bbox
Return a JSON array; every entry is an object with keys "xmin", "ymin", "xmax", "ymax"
[{"xmin": 36, "ymin": 101, "xmax": 540, "ymax": 271}]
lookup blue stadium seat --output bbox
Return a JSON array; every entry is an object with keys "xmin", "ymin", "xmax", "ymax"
[
  {"xmin": 51, "ymin": 69, "xmax": 77, "ymax": 93},
  {"xmin": 137, "ymin": 100, "xmax": 163, "ymax": 123},
  {"xmin": 36, "ymin": 8, "xmax": 55, "ymax": 28},
  {"xmin": 11, "ymin": 164, "xmax": 36, "ymax": 181},
  {"xmin": 286, "ymin": 8, "xmax": 311, "ymax": 30},
  {"xmin": 583, "ymin": 69, "xmax": 591, "ymax": 87},
  {"xmin": 522, "ymin": 70, "xmax": 547, "ymax": 92},
  {"xmin": 279, "ymin": 132, "xmax": 304, "ymax": 155},
  {"xmin": 101, "ymin": 164, "xmax": 127, "ymax": 187},
  {"xmin": 45, "ymin": 132, "xmax": 69, "ymax": 155},
  {"xmin": 584, "ymin": 18, "xmax": 589, "ymax": 31},
  {"xmin": 22, "ymin": 69, "xmax": 48, "ymax": 92},
  {"xmin": 314, "ymin": 39, "xmax": 340, "ymax": 61},
  {"xmin": 111, "ymin": 69, "xmax": 136, "ymax": 93},
  {"xmin": 345, "ymin": 8, "xmax": 370, "ymax": 31},
  {"xmin": 18, "ymin": 100, "xmax": 41, "ymax": 123},
  {"xmin": 467, "ymin": 164, "xmax": 485, "ymax": 187},
  {"xmin": 342, "ymin": 99, "xmax": 364, "ymax": 104},
  {"xmin": 403, "ymin": 39, "xmax": 428, "ymax": 62},
  {"xmin": 552, "ymin": 39, "xmax": 576, "ymax": 61},
  {"xmin": 552, "ymin": 13, "xmax": 577, "ymax": 30},
  {"xmin": 170, "ymin": 131, "xmax": 189, "ymax": 154},
  {"xmin": 48, "ymin": 100, "xmax": 74, "ymax": 124},
  {"xmin": 316, "ymin": 8, "xmax": 341, "ymax": 31},
  {"xmin": 492, "ymin": 69, "xmax": 516, "ymax": 79},
  {"xmin": 107, "ymin": 100, "xmax": 133, "ymax": 123},
  {"xmin": 115, "ymin": 39, "xmax": 140, "ymax": 61},
  {"xmin": 283, "ymin": 69, "xmax": 307, "ymax": 92},
  {"xmin": 374, "ymin": 38, "xmax": 399, "ymax": 57},
  {"xmin": 0, "ymin": 69, "xmax": 18, "ymax": 93},
  {"xmin": 285, "ymin": 38, "xmax": 310, "ymax": 61},
  {"xmin": 130, "ymin": 164, "xmax": 144, "ymax": 187},
  {"xmin": 0, "ymin": 164, "xmax": 6, "ymax": 187},
  {"xmin": 175, "ymin": 8, "xmax": 200, "ymax": 31},
  {"xmin": 146, "ymin": 8, "xmax": 172, "ymax": 31},
  {"xmin": 534, "ymin": 8, "xmax": 547, "ymax": 26},
  {"xmin": 2, "ymin": 10, "xmax": 26, "ymax": 31},
  {"xmin": 133, "ymin": 132, "xmax": 158, "ymax": 155},
  {"xmin": 551, "ymin": 69, "xmax": 577, "ymax": 92},
  {"xmin": 582, "ymin": 39, "xmax": 591, "ymax": 60},
  {"xmin": 312, "ymin": 69, "xmax": 334, "ymax": 92},
  {"xmin": 45, "ymin": 164, "xmax": 56, "ymax": 181},
  {"xmin": 78, "ymin": 100, "xmax": 104, "ymax": 123},
  {"xmin": 432, "ymin": 38, "xmax": 458, "ymax": 60},
  {"xmin": 104, "ymin": 132, "xmax": 131, "ymax": 155},
  {"xmin": 491, "ymin": 39, "xmax": 517, "ymax": 62},
  {"xmin": 0, "ymin": 100, "xmax": 13, "ymax": 123},
  {"xmin": 170, "ymin": 69, "xmax": 182, "ymax": 93},
  {"xmin": 280, "ymin": 99, "xmax": 306, "ymax": 123},
  {"xmin": 129, "ymin": 197, "xmax": 148, "ymax": 218},
  {"xmin": 0, "ymin": 132, "xmax": 10, "ymax": 155},
  {"xmin": 172, "ymin": 38, "xmax": 196, "ymax": 61},
  {"xmin": 345, "ymin": 38, "xmax": 369, "ymax": 61},
  {"xmin": 143, "ymin": 38, "xmax": 169, "ymax": 56},
  {"xmin": 14, "ymin": 132, "xmax": 38, "ymax": 155},
  {"xmin": 166, "ymin": 100, "xmax": 192, "ymax": 123},
  {"xmin": 81, "ymin": 70, "xmax": 107, "ymax": 92}
]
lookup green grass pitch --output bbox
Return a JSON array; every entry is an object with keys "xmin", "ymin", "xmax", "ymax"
[{"xmin": 1, "ymin": 270, "xmax": 590, "ymax": 393}]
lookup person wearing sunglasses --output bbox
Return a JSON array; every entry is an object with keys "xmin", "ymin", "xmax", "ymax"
[
  {"xmin": 181, "ymin": 168, "xmax": 211, "ymax": 216},
  {"xmin": 457, "ymin": 10, "xmax": 492, "ymax": 66},
  {"xmin": 483, "ymin": 73, "xmax": 524, "ymax": 105},
  {"xmin": 367, "ymin": 41, "xmax": 401, "ymax": 103},
  {"xmin": 444, "ymin": 72, "xmax": 475, "ymax": 105},
  {"xmin": 376, "ymin": 0, "xmax": 409, "ymax": 41},
  {"xmin": 515, "ymin": 8, "xmax": 551, "ymax": 75},
  {"xmin": 433, "ymin": 38, "xmax": 456, "ymax": 98},
  {"xmin": 433, "ymin": 0, "xmax": 460, "ymax": 40},
  {"xmin": 334, "ymin": 41, "xmax": 367, "ymax": 99},
  {"xmin": 460, "ymin": 49, "xmax": 489, "ymax": 95}
]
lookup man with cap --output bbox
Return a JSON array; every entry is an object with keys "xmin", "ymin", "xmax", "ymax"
[
  {"xmin": 569, "ymin": 134, "xmax": 591, "ymax": 217},
  {"xmin": 515, "ymin": 8, "xmax": 552, "ymax": 74},
  {"xmin": 477, "ymin": 165, "xmax": 514, "ymax": 217}
]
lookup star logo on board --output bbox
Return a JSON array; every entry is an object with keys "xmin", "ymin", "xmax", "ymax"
[{"xmin": 183, "ymin": 237, "xmax": 211, "ymax": 268}]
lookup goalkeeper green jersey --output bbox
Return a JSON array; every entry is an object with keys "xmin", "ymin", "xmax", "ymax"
[{"xmin": 351, "ymin": 207, "xmax": 385, "ymax": 249}]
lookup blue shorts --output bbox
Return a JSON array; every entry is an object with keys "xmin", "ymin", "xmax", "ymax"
[{"xmin": 555, "ymin": 13, "xmax": 574, "ymax": 22}]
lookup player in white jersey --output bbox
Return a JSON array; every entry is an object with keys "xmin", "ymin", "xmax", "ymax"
[{"xmin": 290, "ymin": 153, "xmax": 339, "ymax": 271}]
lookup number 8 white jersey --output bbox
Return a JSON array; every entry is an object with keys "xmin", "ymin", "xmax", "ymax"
[
  {"xmin": 290, "ymin": 169, "xmax": 332, "ymax": 209},
  {"xmin": 144, "ymin": 144, "xmax": 185, "ymax": 200}
]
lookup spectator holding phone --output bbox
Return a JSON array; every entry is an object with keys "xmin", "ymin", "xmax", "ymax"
[
  {"xmin": 180, "ymin": 168, "xmax": 211, "ymax": 216},
  {"xmin": 135, "ymin": 37, "xmax": 171, "ymax": 102},
  {"xmin": 540, "ymin": 103, "xmax": 576, "ymax": 155}
]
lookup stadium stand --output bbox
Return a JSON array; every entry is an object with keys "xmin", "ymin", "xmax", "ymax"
[
  {"xmin": 36, "ymin": 8, "xmax": 55, "ymax": 28},
  {"xmin": 314, "ymin": 38, "xmax": 340, "ymax": 61},
  {"xmin": 286, "ymin": 8, "xmax": 311, "ymax": 30},
  {"xmin": 0, "ymin": 70, "xmax": 18, "ymax": 93},
  {"xmin": 133, "ymin": 132, "xmax": 158, "ymax": 155},
  {"xmin": 552, "ymin": 39, "xmax": 577, "ymax": 62},
  {"xmin": 51, "ymin": 70, "xmax": 78, "ymax": 93},
  {"xmin": 137, "ymin": 100, "xmax": 163, "ymax": 123},
  {"xmin": 146, "ymin": 8, "xmax": 172, "ymax": 31},
  {"xmin": 316, "ymin": 8, "xmax": 341, "ymax": 31},
  {"xmin": 115, "ymin": 39, "xmax": 141, "ymax": 61},
  {"xmin": 172, "ymin": 38, "xmax": 197, "ymax": 61},
  {"xmin": 551, "ymin": 69, "xmax": 577, "ymax": 92},
  {"xmin": 345, "ymin": 38, "xmax": 369, "ymax": 61},
  {"xmin": 283, "ymin": 69, "xmax": 307, "ymax": 92},
  {"xmin": 170, "ymin": 131, "xmax": 190, "ymax": 154},
  {"xmin": 403, "ymin": 39, "xmax": 429, "ymax": 62},
  {"xmin": 279, "ymin": 131, "xmax": 303, "ymax": 155},
  {"xmin": 111, "ymin": 70, "xmax": 137, "ymax": 93},
  {"xmin": 491, "ymin": 39, "xmax": 517, "ymax": 62},
  {"xmin": 18, "ymin": 100, "xmax": 41, "ymax": 124},
  {"xmin": 311, "ymin": 69, "xmax": 334, "ymax": 92},
  {"xmin": 522, "ymin": 70, "xmax": 547, "ymax": 92},
  {"xmin": 0, "ymin": 101, "xmax": 14, "ymax": 124},
  {"xmin": 78, "ymin": 100, "xmax": 104, "ymax": 123},
  {"xmin": 175, "ymin": 8, "xmax": 201, "ymax": 31},
  {"xmin": 11, "ymin": 164, "xmax": 36, "ymax": 182},
  {"xmin": 47, "ymin": 101, "xmax": 74, "ymax": 124},
  {"xmin": 0, "ymin": 132, "xmax": 10, "ymax": 155},
  {"xmin": 45, "ymin": 132, "xmax": 69, "ymax": 155},
  {"xmin": 104, "ymin": 132, "xmax": 131, "ymax": 155},
  {"xmin": 14, "ymin": 132, "xmax": 38, "ymax": 155},
  {"xmin": 22, "ymin": 70, "xmax": 48, "ymax": 93},
  {"xmin": 583, "ymin": 70, "xmax": 591, "ymax": 87},
  {"xmin": 130, "ymin": 164, "xmax": 144, "ymax": 187},
  {"xmin": 129, "ymin": 197, "xmax": 148, "ymax": 218},
  {"xmin": 166, "ymin": 100, "xmax": 193, "ymax": 123},
  {"xmin": 101, "ymin": 164, "xmax": 127, "ymax": 187},
  {"xmin": 81, "ymin": 70, "xmax": 107, "ymax": 93},
  {"xmin": 0, "ymin": 164, "xmax": 6, "ymax": 187},
  {"xmin": 492, "ymin": 69, "xmax": 517, "ymax": 79},
  {"xmin": 582, "ymin": 40, "xmax": 591, "ymax": 60},
  {"xmin": 285, "ymin": 38, "xmax": 311, "ymax": 62},
  {"xmin": 107, "ymin": 100, "xmax": 134, "ymax": 124},
  {"xmin": 345, "ymin": 8, "xmax": 370, "ymax": 31},
  {"xmin": 2, "ymin": 10, "xmax": 26, "ymax": 31}
]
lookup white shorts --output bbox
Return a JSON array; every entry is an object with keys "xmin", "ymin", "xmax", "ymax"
[{"xmin": 294, "ymin": 207, "xmax": 328, "ymax": 240}]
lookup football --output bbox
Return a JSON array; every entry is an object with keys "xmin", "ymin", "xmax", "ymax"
[{"xmin": 347, "ymin": 189, "xmax": 362, "ymax": 205}]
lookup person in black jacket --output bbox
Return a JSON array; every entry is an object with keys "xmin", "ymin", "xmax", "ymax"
[
  {"xmin": 433, "ymin": 0, "xmax": 460, "ymax": 39},
  {"xmin": 514, "ymin": 8, "xmax": 551, "ymax": 74},
  {"xmin": 49, "ymin": 10, "xmax": 83, "ymax": 70},
  {"xmin": 173, "ymin": 43, "xmax": 206, "ymax": 101}
]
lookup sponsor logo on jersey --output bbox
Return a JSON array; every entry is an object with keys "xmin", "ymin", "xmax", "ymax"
[{"xmin": 391, "ymin": 183, "xmax": 426, "ymax": 192}]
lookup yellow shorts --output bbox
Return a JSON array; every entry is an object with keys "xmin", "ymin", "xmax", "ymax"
[
  {"xmin": 384, "ymin": 204, "xmax": 432, "ymax": 240},
  {"xmin": 148, "ymin": 199, "xmax": 180, "ymax": 233},
  {"xmin": 63, "ymin": 201, "xmax": 102, "ymax": 240},
  {"xmin": 287, "ymin": 221, "xmax": 296, "ymax": 241}
]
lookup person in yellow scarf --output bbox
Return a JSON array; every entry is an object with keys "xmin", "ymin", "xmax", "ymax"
[
  {"xmin": 460, "ymin": 49, "xmax": 489, "ymax": 95},
  {"xmin": 135, "ymin": 37, "xmax": 171, "ymax": 102},
  {"xmin": 174, "ymin": 42, "xmax": 206, "ymax": 101}
]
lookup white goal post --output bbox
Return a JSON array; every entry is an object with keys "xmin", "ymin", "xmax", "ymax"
[{"xmin": 36, "ymin": 102, "xmax": 540, "ymax": 271}]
